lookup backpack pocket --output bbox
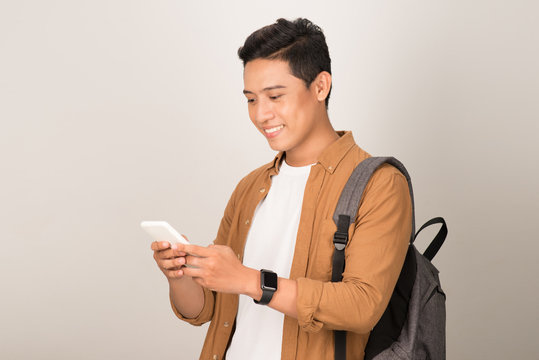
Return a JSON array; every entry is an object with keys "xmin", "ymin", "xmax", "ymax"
[{"xmin": 416, "ymin": 259, "xmax": 446, "ymax": 359}]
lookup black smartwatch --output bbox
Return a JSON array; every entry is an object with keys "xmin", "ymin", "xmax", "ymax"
[{"xmin": 253, "ymin": 269, "xmax": 278, "ymax": 305}]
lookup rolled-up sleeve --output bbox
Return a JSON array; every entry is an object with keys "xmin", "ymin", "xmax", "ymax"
[
  {"xmin": 296, "ymin": 165, "xmax": 412, "ymax": 334},
  {"xmin": 169, "ymin": 287, "xmax": 216, "ymax": 326}
]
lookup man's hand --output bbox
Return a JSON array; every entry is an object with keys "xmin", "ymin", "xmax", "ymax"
[
  {"xmin": 176, "ymin": 244, "xmax": 255, "ymax": 295},
  {"xmin": 167, "ymin": 242, "xmax": 298, "ymax": 318},
  {"xmin": 151, "ymin": 240, "xmax": 189, "ymax": 280}
]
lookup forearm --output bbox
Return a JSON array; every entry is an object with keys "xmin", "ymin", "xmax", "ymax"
[
  {"xmin": 243, "ymin": 267, "xmax": 298, "ymax": 319},
  {"xmin": 169, "ymin": 275, "xmax": 205, "ymax": 319},
  {"xmin": 180, "ymin": 245, "xmax": 299, "ymax": 319}
]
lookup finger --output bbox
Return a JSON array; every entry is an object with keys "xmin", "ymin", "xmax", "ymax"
[
  {"xmin": 182, "ymin": 266, "xmax": 203, "ymax": 279},
  {"xmin": 154, "ymin": 248, "xmax": 177, "ymax": 260},
  {"xmin": 171, "ymin": 242, "xmax": 192, "ymax": 253},
  {"xmin": 182, "ymin": 244, "xmax": 214, "ymax": 257},
  {"xmin": 161, "ymin": 257, "xmax": 185, "ymax": 270},
  {"xmin": 166, "ymin": 269, "xmax": 184, "ymax": 279},
  {"xmin": 185, "ymin": 255, "xmax": 202, "ymax": 268},
  {"xmin": 170, "ymin": 246, "xmax": 187, "ymax": 257},
  {"xmin": 172, "ymin": 250, "xmax": 187, "ymax": 257},
  {"xmin": 151, "ymin": 241, "xmax": 171, "ymax": 251}
]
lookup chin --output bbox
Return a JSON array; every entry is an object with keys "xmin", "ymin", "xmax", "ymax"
[{"xmin": 266, "ymin": 139, "xmax": 290, "ymax": 152}]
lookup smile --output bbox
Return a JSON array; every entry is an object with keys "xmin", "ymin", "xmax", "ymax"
[{"xmin": 264, "ymin": 125, "xmax": 284, "ymax": 134}]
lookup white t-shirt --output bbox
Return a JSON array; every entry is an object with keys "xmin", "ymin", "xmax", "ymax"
[{"xmin": 225, "ymin": 158, "xmax": 313, "ymax": 360}]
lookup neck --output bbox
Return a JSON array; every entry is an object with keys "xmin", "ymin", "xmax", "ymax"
[{"xmin": 285, "ymin": 113, "xmax": 340, "ymax": 167}]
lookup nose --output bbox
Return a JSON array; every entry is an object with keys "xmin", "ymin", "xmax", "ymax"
[{"xmin": 252, "ymin": 98, "xmax": 274, "ymax": 124}]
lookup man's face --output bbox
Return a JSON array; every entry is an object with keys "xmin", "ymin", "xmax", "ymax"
[{"xmin": 243, "ymin": 59, "xmax": 321, "ymax": 153}]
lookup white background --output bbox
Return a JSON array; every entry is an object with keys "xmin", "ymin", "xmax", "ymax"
[{"xmin": 1, "ymin": 1, "xmax": 538, "ymax": 359}]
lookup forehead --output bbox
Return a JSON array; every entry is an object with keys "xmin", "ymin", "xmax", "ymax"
[{"xmin": 243, "ymin": 59, "xmax": 302, "ymax": 91}]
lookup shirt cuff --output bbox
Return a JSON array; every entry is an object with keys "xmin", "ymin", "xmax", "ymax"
[{"xmin": 169, "ymin": 286, "xmax": 215, "ymax": 326}]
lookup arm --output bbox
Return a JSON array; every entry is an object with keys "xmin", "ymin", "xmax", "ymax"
[
  {"xmin": 152, "ymin": 178, "xmax": 242, "ymax": 325},
  {"xmin": 242, "ymin": 268, "xmax": 298, "ymax": 318},
  {"xmin": 178, "ymin": 244, "xmax": 299, "ymax": 318},
  {"xmin": 168, "ymin": 269, "xmax": 206, "ymax": 319},
  {"xmin": 245, "ymin": 167, "xmax": 412, "ymax": 328},
  {"xmin": 179, "ymin": 166, "xmax": 411, "ymax": 333},
  {"xmin": 295, "ymin": 167, "xmax": 413, "ymax": 333},
  {"xmin": 152, "ymin": 240, "xmax": 208, "ymax": 321}
]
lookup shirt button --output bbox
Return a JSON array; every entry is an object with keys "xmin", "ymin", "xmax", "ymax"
[
  {"xmin": 245, "ymin": 219, "xmax": 250, "ymax": 225},
  {"xmin": 212, "ymin": 355, "xmax": 218, "ymax": 360},
  {"xmin": 223, "ymin": 321, "xmax": 230, "ymax": 327},
  {"xmin": 328, "ymin": 166, "xmax": 333, "ymax": 171},
  {"xmin": 237, "ymin": 253, "xmax": 241, "ymax": 259},
  {"xmin": 259, "ymin": 188, "xmax": 266, "ymax": 193}
]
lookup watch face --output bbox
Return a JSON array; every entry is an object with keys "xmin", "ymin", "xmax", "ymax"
[{"xmin": 262, "ymin": 270, "xmax": 278, "ymax": 291}]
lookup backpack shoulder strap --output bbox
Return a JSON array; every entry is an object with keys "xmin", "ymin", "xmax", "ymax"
[
  {"xmin": 331, "ymin": 156, "xmax": 416, "ymax": 283},
  {"xmin": 332, "ymin": 156, "xmax": 416, "ymax": 248},
  {"xmin": 331, "ymin": 156, "xmax": 416, "ymax": 360}
]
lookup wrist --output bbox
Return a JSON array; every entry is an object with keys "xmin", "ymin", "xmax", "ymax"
[
  {"xmin": 243, "ymin": 267, "xmax": 263, "ymax": 300},
  {"xmin": 168, "ymin": 273, "xmax": 192, "ymax": 287}
]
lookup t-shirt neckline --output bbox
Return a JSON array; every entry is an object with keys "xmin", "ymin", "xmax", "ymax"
[{"xmin": 279, "ymin": 158, "xmax": 315, "ymax": 176}]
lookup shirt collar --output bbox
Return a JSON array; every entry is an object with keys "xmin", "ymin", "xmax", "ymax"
[
  {"xmin": 266, "ymin": 130, "xmax": 356, "ymax": 175},
  {"xmin": 266, "ymin": 150, "xmax": 285, "ymax": 176}
]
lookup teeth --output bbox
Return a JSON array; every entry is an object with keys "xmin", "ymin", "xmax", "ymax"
[{"xmin": 264, "ymin": 125, "xmax": 284, "ymax": 133}]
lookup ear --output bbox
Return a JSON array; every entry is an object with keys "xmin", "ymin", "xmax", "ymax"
[{"xmin": 312, "ymin": 71, "xmax": 332, "ymax": 103}]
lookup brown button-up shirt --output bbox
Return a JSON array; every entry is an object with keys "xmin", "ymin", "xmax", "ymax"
[{"xmin": 170, "ymin": 131, "xmax": 412, "ymax": 360}]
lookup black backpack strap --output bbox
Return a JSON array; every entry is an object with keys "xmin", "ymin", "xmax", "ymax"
[
  {"xmin": 331, "ymin": 214, "xmax": 350, "ymax": 281},
  {"xmin": 331, "ymin": 156, "xmax": 416, "ymax": 360},
  {"xmin": 415, "ymin": 217, "xmax": 447, "ymax": 261},
  {"xmin": 331, "ymin": 214, "xmax": 350, "ymax": 360}
]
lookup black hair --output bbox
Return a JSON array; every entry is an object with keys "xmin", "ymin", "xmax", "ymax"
[{"xmin": 238, "ymin": 18, "xmax": 332, "ymax": 108}]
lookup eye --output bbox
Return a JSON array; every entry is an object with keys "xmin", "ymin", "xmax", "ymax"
[
  {"xmin": 247, "ymin": 98, "xmax": 256, "ymax": 103},
  {"xmin": 269, "ymin": 95, "xmax": 282, "ymax": 100}
]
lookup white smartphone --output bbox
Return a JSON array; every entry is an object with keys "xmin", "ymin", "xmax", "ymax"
[{"xmin": 140, "ymin": 221, "xmax": 190, "ymax": 245}]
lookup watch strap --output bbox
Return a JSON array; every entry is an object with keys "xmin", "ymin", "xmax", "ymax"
[{"xmin": 254, "ymin": 287, "xmax": 274, "ymax": 305}]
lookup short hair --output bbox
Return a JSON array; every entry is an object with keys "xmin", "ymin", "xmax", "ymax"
[{"xmin": 238, "ymin": 18, "xmax": 332, "ymax": 108}]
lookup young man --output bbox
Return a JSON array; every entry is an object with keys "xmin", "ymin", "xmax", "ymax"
[{"xmin": 151, "ymin": 18, "xmax": 412, "ymax": 360}]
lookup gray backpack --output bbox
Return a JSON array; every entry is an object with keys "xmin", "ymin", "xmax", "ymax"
[{"xmin": 332, "ymin": 157, "xmax": 447, "ymax": 360}]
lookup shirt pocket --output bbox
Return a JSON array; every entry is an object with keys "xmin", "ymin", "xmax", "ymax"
[{"xmin": 308, "ymin": 218, "xmax": 338, "ymax": 281}]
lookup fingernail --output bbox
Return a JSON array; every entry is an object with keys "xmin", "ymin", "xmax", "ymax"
[{"xmin": 171, "ymin": 244, "xmax": 177, "ymax": 250}]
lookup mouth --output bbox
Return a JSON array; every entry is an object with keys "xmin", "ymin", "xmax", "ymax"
[{"xmin": 263, "ymin": 125, "xmax": 284, "ymax": 138}]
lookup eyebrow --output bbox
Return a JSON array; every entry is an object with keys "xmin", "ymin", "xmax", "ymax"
[{"xmin": 242, "ymin": 85, "xmax": 287, "ymax": 95}]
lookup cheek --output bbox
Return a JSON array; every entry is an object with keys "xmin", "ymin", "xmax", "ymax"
[
  {"xmin": 286, "ymin": 96, "xmax": 314, "ymax": 129},
  {"xmin": 247, "ymin": 107, "xmax": 257, "ymax": 125},
  {"xmin": 278, "ymin": 97, "xmax": 302, "ymax": 124}
]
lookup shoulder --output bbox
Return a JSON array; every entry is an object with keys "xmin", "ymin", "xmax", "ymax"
[
  {"xmin": 349, "ymin": 142, "xmax": 407, "ymax": 187},
  {"xmin": 338, "ymin": 143, "xmax": 406, "ymax": 183},
  {"xmin": 361, "ymin": 162, "xmax": 410, "ymax": 208},
  {"xmin": 341, "ymin": 144, "xmax": 410, "ymax": 207},
  {"xmin": 371, "ymin": 163, "xmax": 407, "ymax": 185}
]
